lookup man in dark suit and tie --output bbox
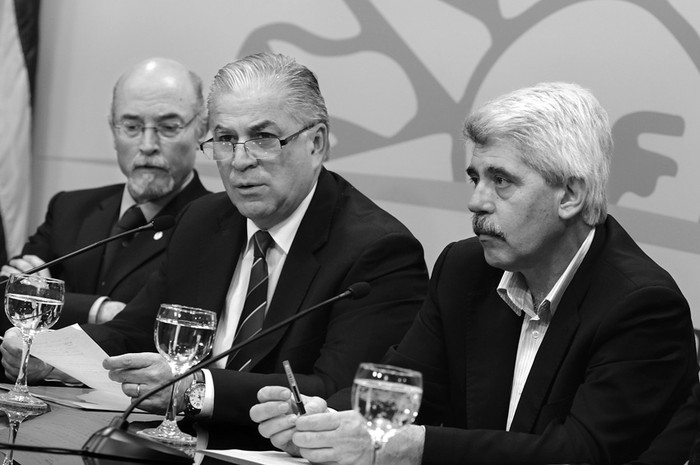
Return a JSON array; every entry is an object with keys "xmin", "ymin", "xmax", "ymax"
[
  {"xmin": 0, "ymin": 57, "xmax": 209, "ymax": 332},
  {"xmin": 251, "ymin": 82, "xmax": 698, "ymax": 464},
  {"xmin": 2, "ymin": 53, "xmax": 428, "ymax": 445}
]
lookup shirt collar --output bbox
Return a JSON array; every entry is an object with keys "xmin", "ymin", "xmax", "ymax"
[
  {"xmin": 245, "ymin": 179, "xmax": 318, "ymax": 256},
  {"xmin": 497, "ymin": 227, "xmax": 596, "ymax": 319},
  {"xmin": 119, "ymin": 171, "xmax": 194, "ymax": 221}
]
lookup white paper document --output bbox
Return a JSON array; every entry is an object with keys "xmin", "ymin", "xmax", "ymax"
[
  {"xmin": 200, "ymin": 449, "xmax": 308, "ymax": 465},
  {"xmin": 31, "ymin": 324, "xmax": 129, "ymax": 408}
]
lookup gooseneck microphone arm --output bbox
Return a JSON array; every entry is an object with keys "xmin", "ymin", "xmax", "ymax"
[
  {"xmin": 81, "ymin": 282, "xmax": 371, "ymax": 463},
  {"xmin": 122, "ymin": 281, "xmax": 370, "ymax": 419},
  {"xmin": 0, "ymin": 216, "xmax": 176, "ymax": 287}
]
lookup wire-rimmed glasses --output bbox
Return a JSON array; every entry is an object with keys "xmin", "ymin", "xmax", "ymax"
[
  {"xmin": 112, "ymin": 113, "xmax": 199, "ymax": 138},
  {"xmin": 199, "ymin": 122, "xmax": 319, "ymax": 162}
]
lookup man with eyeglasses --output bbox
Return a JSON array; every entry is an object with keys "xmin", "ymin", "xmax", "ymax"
[
  {"xmin": 0, "ymin": 57, "xmax": 209, "ymax": 339},
  {"xmin": 6, "ymin": 53, "xmax": 428, "ymax": 446}
]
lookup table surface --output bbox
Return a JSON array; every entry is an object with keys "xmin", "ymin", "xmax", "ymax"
[{"xmin": 0, "ymin": 396, "xmax": 232, "ymax": 465}]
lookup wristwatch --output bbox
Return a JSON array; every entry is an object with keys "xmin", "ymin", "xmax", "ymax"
[{"xmin": 184, "ymin": 370, "xmax": 206, "ymax": 416}]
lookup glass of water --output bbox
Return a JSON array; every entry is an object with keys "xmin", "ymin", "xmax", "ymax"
[
  {"xmin": 137, "ymin": 303, "xmax": 216, "ymax": 446},
  {"xmin": 0, "ymin": 273, "xmax": 64, "ymax": 413},
  {"xmin": 352, "ymin": 363, "xmax": 422, "ymax": 464}
]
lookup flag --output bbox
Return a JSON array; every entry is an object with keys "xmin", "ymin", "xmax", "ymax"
[{"xmin": 0, "ymin": 0, "xmax": 39, "ymax": 260}]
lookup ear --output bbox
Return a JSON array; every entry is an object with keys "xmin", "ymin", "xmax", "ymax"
[
  {"xmin": 558, "ymin": 177, "xmax": 586, "ymax": 220},
  {"xmin": 308, "ymin": 123, "xmax": 328, "ymax": 163}
]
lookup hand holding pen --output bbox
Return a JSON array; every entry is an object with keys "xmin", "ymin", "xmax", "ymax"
[{"xmin": 282, "ymin": 359, "xmax": 306, "ymax": 415}]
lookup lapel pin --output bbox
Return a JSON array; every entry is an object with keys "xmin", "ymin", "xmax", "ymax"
[{"xmin": 153, "ymin": 231, "xmax": 164, "ymax": 241}]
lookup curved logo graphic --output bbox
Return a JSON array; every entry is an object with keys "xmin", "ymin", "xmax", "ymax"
[{"xmin": 200, "ymin": 0, "xmax": 700, "ymax": 255}]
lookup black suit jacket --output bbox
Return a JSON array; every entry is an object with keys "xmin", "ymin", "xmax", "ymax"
[
  {"xmin": 83, "ymin": 168, "xmax": 428, "ymax": 430},
  {"xmin": 0, "ymin": 172, "xmax": 208, "ymax": 331},
  {"xmin": 341, "ymin": 216, "xmax": 696, "ymax": 464},
  {"xmin": 624, "ymin": 383, "xmax": 700, "ymax": 465}
]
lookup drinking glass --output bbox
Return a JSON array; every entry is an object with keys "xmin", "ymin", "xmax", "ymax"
[
  {"xmin": 0, "ymin": 405, "xmax": 40, "ymax": 465},
  {"xmin": 138, "ymin": 304, "xmax": 216, "ymax": 446},
  {"xmin": 0, "ymin": 273, "xmax": 64, "ymax": 413},
  {"xmin": 352, "ymin": 363, "xmax": 422, "ymax": 465}
]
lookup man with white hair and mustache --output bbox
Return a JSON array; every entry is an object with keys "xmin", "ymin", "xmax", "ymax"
[
  {"xmin": 251, "ymin": 82, "xmax": 698, "ymax": 464},
  {"xmin": 0, "ymin": 57, "xmax": 209, "ymax": 332}
]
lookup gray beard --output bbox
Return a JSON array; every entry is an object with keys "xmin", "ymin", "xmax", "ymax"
[{"xmin": 126, "ymin": 173, "xmax": 175, "ymax": 203}]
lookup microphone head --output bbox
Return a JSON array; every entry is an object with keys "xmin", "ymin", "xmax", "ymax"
[
  {"xmin": 347, "ymin": 282, "xmax": 370, "ymax": 299},
  {"xmin": 151, "ymin": 216, "xmax": 175, "ymax": 232}
]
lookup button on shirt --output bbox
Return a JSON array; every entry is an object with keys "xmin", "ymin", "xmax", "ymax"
[{"xmin": 498, "ymin": 228, "xmax": 595, "ymax": 431}]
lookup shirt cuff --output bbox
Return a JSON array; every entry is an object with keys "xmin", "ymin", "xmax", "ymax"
[
  {"xmin": 88, "ymin": 296, "xmax": 110, "ymax": 324},
  {"xmin": 200, "ymin": 368, "xmax": 215, "ymax": 418}
]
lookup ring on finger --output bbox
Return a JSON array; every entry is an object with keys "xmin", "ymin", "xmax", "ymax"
[{"xmin": 136, "ymin": 383, "xmax": 141, "ymax": 397}]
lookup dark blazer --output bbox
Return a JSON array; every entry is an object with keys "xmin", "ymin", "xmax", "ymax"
[
  {"xmin": 83, "ymin": 168, "xmax": 429, "ymax": 428},
  {"xmin": 624, "ymin": 383, "xmax": 700, "ymax": 465},
  {"xmin": 0, "ymin": 172, "xmax": 209, "ymax": 331},
  {"xmin": 366, "ymin": 216, "xmax": 696, "ymax": 464}
]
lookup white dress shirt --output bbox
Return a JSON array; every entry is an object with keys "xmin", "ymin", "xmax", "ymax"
[
  {"xmin": 200, "ymin": 181, "xmax": 318, "ymax": 417},
  {"xmin": 498, "ymin": 228, "xmax": 595, "ymax": 430}
]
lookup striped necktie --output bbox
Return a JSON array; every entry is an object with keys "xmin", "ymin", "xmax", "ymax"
[{"xmin": 227, "ymin": 230, "xmax": 274, "ymax": 370}]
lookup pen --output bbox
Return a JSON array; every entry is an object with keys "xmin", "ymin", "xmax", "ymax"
[{"xmin": 282, "ymin": 359, "xmax": 306, "ymax": 415}]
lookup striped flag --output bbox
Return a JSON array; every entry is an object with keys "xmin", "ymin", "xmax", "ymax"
[{"xmin": 0, "ymin": 0, "xmax": 39, "ymax": 261}]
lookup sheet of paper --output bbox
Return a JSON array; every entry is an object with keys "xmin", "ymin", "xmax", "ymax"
[
  {"xmin": 31, "ymin": 324, "xmax": 127, "ymax": 399},
  {"xmin": 0, "ymin": 382, "xmax": 131, "ymax": 411},
  {"xmin": 200, "ymin": 449, "xmax": 308, "ymax": 465}
]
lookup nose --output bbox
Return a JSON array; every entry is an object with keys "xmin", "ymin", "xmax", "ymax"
[
  {"xmin": 230, "ymin": 143, "xmax": 257, "ymax": 171},
  {"xmin": 467, "ymin": 181, "xmax": 494, "ymax": 214},
  {"xmin": 138, "ymin": 127, "xmax": 160, "ymax": 155}
]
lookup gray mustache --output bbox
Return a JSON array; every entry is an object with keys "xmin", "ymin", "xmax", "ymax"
[{"xmin": 472, "ymin": 215, "xmax": 505, "ymax": 239}]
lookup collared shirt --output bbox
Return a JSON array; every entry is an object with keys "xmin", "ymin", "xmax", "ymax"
[
  {"xmin": 200, "ymin": 180, "xmax": 318, "ymax": 417},
  {"xmin": 499, "ymin": 227, "xmax": 595, "ymax": 430}
]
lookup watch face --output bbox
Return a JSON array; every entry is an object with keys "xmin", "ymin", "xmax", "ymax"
[{"xmin": 188, "ymin": 384, "xmax": 205, "ymax": 410}]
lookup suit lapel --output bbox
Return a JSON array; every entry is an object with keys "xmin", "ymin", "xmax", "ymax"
[
  {"xmin": 464, "ymin": 289, "xmax": 522, "ymax": 429},
  {"xmin": 192, "ymin": 201, "xmax": 246, "ymax": 317},
  {"xmin": 509, "ymin": 223, "xmax": 608, "ymax": 432},
  {"xmin": 243, "ymin": 169, "xmax": 335, "ymax": 370},
  {"xmin": 74, "ymin": 192, "xmax": 121, "ymax": 290},
  {"xmin": 102, "ymin": 174, "xmax": 210, "ymax": 293}
]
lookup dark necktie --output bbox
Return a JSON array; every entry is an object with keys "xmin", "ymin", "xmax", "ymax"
[
  {"xmin": 99, "ymin": 205, "xmax": 147, "ymax": 282},
  {"xmin": 227, "ymin": 230, "xmax": 274, "ymax": 370}
]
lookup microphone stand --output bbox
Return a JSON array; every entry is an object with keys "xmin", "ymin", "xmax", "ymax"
[
  {"xmin": 0, "ymin": 217, "xmax": 175, "ymax": 287},
  {"xmin": 82, "ymin": 282, "xmax": 370, "ymax": 464}
]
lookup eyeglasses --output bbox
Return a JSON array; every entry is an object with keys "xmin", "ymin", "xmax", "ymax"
[
  {"xmin": 112, "ymin": 114, "xmax": 199, "ymax": 139},
  {"xmin": 200, "ymin": 123, "xmax": 319, "ymax": 162}
]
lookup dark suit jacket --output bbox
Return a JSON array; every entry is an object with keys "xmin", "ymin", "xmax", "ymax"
[
  {"xmin": 0, "ymin": 172, "xmax": 208, "ymax": 332},
  {"xmin": 624, "ymin": 383, "xmax": 700, "ymax": 465},
  {"xmin": 83, "ymin": 168, "xmax": 428, "ymax": 430},
  {"xmin": 339, "ymin": 216, "xmax": 696, "ymax": 464}
]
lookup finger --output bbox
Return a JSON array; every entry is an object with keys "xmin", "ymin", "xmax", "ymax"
[
  {"xmin": 103, "ymin": 353, "xmax": 160, "ymax": 370},
  {"xmin": 7, "ymin": 258, "xmax": 33, "ymax": 272},
  {"xmin": 257, "ymin": 413, "xmax": 297, "ymax": 439},
  {"xmin": 257, "ymin": 385, "xmax": 293, "ymax": 403},
  {"xmin": 295, "ymin": 412, "xmax": 341, "ymax": 433},
  {"xmin": 250, "ymin": 399, "xmax": 293, "ymax": 423},
  {"xmin": 20, "ymin": 255, "xmax": 47, "ymax": 268},
  {"xmin": 121, "ymin": 382, "xmax": 142, "ymax": 398},
  {"xmin": 298, "ymin": 447, "xmax": 340, "ymax": 465}
]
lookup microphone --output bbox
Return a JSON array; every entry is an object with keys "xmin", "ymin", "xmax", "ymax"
[
  {"xmin": 82, "ymin": 282, "xmax": 371, "ymax": 464},
  {"xmin": 0, "ymin": 216, "xmax": 176, "ymax": 286}
]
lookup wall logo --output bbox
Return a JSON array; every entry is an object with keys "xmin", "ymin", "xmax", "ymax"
[{"xmin": 232, "ymin": 0, "xmax": 700, "ymax": 254}]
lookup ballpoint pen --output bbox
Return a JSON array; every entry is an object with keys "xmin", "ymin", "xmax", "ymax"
[{"xmin": 282, "ymin": 359, "xmax": 306, "ymax": 415}]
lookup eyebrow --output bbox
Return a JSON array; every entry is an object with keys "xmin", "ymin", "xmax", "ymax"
[
  {"xmin": 213, "ymin": 120, "xmax": 281, "ymax": 134},
  {"xmin": 466, "ymin": 165, "xmax": 517, "ymax": 181},
  {"xmin": 119, "ymin": 112, "xmax": 185, "ymax": 122}
]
